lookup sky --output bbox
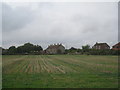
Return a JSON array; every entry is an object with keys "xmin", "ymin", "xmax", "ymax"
[{"xmin": 1, "ymin": 2, "xmax": 118, "ymax": 49}]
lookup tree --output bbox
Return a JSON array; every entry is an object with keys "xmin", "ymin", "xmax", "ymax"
[
  {"xmin": 69, "ymin": 47, "xmax": 77, "ymax": 53},
  {"xmin": 23, "ymin": 43, "xmax": 34, "ymax": 53},
  {"xmin": 8, "ymin": 46, "xmax": 17, "ymax": 54},
  {"xmin": 82, "ymin": 45, "xmax": 90, "ymax": 53},
  {"xmin": 17, "ymin": 46, "xmax": 24, "ymax": 54},
  {"xmin": 34, "ymin": 45, "xmax": 43, "ymax": 51},
  {"xmin": 16, "ymin": 43, "xmax": 43, "ymax": 54},
  {"xmin": 69, "ymin": 47, "xmax": 77, "ymax": 51}
]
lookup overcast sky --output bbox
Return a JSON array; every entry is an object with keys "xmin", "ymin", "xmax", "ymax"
[{"xmin": 2, "ymin": 2, "xmax": 118, "ymax": 49}]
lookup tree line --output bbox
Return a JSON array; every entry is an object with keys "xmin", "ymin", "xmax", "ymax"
[
  {"xmin": 2, "ymin": 43, "xmax": 43, "ymax": 55},
  {"xmin": 65, "ymin": 45, "xmax": 119, "ymax": 55},
  {"xmin": 1, "ymin": 43, "xmax": 119, "ymax": 55}
]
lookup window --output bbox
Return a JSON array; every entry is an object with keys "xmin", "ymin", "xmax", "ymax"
[{"xmin": 99, "ymin": 46, "xmax": 100, "ymax": 49}]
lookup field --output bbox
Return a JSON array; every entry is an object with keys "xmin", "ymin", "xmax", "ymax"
[{"xmin": 2, "ymin": 55, "xmax": 118, "ymax": 88}]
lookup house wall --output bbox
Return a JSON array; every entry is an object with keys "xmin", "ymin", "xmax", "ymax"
[
  {"xmin": 58, "ymin": 46, "xmax": 65, "ymax": 54},
  {"xmin": 46, "ymin": 48, "xmax": 57, "ymax": 54},
  {"xmin": 112, "ymin": 46, "xmax": 120, "ymax": 50},
  {"xmin": 93, "ymin": 45, "xmax": 110, "ymax": 50},
  {"xmin": 46, "ymin": 45, "xmax": 65, "ymax": 54}
]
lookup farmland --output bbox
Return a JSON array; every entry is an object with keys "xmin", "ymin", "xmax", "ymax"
[{"xmin": 2, "ymin": 55, "xmax": 118, "ymax": 88}]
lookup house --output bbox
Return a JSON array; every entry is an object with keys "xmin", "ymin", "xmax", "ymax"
[
  {"xmin": 45, "ymin": 44, "xmax": 65, "ymax": 54},
  {"xmin": 112, "ymin": 42, "xmax": 120, "ymax": 50},
  {"xmin": 92, "ymin": 42, "xmax": 110, "ymax": 50}
]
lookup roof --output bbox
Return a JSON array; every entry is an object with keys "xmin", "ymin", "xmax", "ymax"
[
  {"xmin": 112, "ymin": 42, "xmax": 120, "ymax": 47},
  {"xmin": 94, "ymin": 43, "xmax": 110, "ymax": 47},
  {"xmin": 47, "ymin": 44, "xmax": 64, "ymax": 49}
]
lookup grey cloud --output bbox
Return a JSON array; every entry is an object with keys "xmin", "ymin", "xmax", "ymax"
[
  {"xmin": 2, "ymin": 3, "xmax": 34, "ymax": 32},
  {"xmin": 2, "ymin": 2, "xmax": 118, "ymax": 49}
]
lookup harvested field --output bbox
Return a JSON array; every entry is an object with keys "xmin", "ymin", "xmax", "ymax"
[{"xmin": 2, "ymin": 55, "xmax": 118, "ymax": 88}]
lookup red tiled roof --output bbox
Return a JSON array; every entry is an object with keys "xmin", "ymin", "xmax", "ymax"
[
  {"xmin": 112, "ymin": 42, "xmax": 120, "ymax": 50},
  {"xmin": 112, "ymin": 42, "xmax": 120, "ymax": 47}
]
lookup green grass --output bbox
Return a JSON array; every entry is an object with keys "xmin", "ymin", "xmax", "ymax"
[{"xmin": 2, "ymin": 55, "xmax": 118, "ymax": 88}]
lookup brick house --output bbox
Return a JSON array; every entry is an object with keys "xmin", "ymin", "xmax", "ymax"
[
  {"xmin": 112, "ymin": 42, "xmax": 120, "ymax": 50},
  {"xmin": 92, "ymin": 42, "xmax": 110, "ymax": 50},
  {"xmin": 45, "ymin": 44, "xmax": 65, "ymax": 54}
]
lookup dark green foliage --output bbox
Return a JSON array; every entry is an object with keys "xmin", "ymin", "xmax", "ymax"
[
  {"xmin": 89, "ymin": 49, "xmax": 119, "ymax": 55},
  {"xmin": 22, "ymin": 43, "xmax": 34, "ymax": 53},
  {"xmin": 2, "ymin": 43, "xmax": 120, "ymax": 55},
  {"xmin": 82, "ymin": 45, "xmax": 90, "ymax": 52},
  {"xmin": 65, "ymin": 44, "xmax": 119, "ymax": 55},
  {"xmin": 70, "ymin": 47, "xmax": 77, "ymax": 50},
  {"xmin": 34, "ymin": 45, "xmax": 43, "ymax": 51},
  {"xmin": 17, "ymin": 46, "xmax": 24, "ymax": 54},
  {"xmin": 65, "ymin": 47, "xmax": 81, "ymax": 54},
  {"xmin": 8, "ymin": 46, "xmax": 17, "ymax": 55},
  {"xmin": 3, "ymin": 43, "xmax": 43, "ymax": 55}
]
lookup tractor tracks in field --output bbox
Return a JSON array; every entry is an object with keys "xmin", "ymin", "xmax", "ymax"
[
  {"xmin": 43, "ymin": 55, "xmax": 77, "ymax": 73},
  {"xmin": 40, "ymin": 55, "xmax": 66, "ymax": 73},
  {"xmin": 3, "ymin": 55, "xmax": 118, "ymax": 75},
  {"xmin": 49, "ymin": 55, "xmax": 117, "ymax": 74},
  {"xmin": 3, "ymin": 56, "xmax": 27, "ymax": 66}
]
